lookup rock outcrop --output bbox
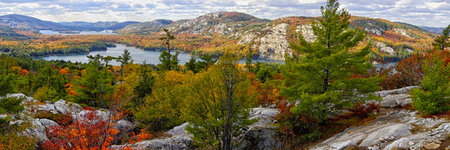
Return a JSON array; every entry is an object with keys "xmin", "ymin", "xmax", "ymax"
[
  {"xmin": 310, "ymin": 86, "xmax": 449, "ymax": 150},
  {"xmin": 2, "ymin": 93, "xmax": 134, "ymax": 143},
  {"xmin": 257, "ymin": 23, "xmax": 291, "ymax": 60},
  {"xmin": 112, "ymin": 108, "xmax": 281, "ymax": 150},
  {"xmin": 375, "ymin": 42, "xmax": 396, "ymax": 56},
  {"xmin": 112, "ymin": 123, "xmax": 193, "ymax": 150},
  {"xmin": 237, "ymin": 108, "xmax": 281, "ymax": 150}
]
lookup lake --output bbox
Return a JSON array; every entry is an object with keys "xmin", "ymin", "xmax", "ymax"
[
  {"xmin": 39, "ymin": 30, "xmax": 117, "ymax": 35},
  {"xmin": 40, "ymin": 44, "xmax": 283, "ymax": 65}
]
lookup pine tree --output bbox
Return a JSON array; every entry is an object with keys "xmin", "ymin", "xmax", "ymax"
[
  {"xmin": 73, "ymin": 61, "xmax": 114, "ymax": 108},
  {"xmin": 117, "ymin": 50, "xmax": 132, "ymax": 75},
  {"xmin": 158, "ymin": 29, "xmax": 179, "ymax": 71},
  {"xmin": 281, "ymin": 0, "xmax": 380, "ymax": 124},
  {"xmin": 185, "ymin": 57, "xmax": 197, "ymax": 73},
  {"xmin": 133, "ymin": 63, "xmax": 155, "ymax": 106},
  {"xmin": 433, "ymin": 24, "xmax": 450, "ymax": 50}
]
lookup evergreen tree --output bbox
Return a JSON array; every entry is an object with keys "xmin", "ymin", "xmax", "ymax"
[
  {"xmin": 0, "ymin": 55, "xmax": 17, "ymax": 96},
  {"xmin": 159, "ymin": 29, "xmax": 175, "ymax": 54},
  {"xmin": 133, "ymin": 63, "xmax": 155, "ymax": 107},
  {"xmin": 185, "ymin": 57, "xmax": 197, "ymax": 73},
  {"xmin": 158, "ymin": 29, "xmax": 179, "ymax": 71},
  {"xmin": 117, "ymin": 50, "xmax": 132, "ymax": 75},
  {"xmin": 433, "ymin": 24, "xmax": 450, "ymax": 50},
  {"xmin": 185, "ymin": 54, "xmax": 216, "ymax": 73},
  {"xmin": 101, "ymin": 56, "xmax": 117, "ymax": 70},
  {"xmin": 281, "ymin": 0, "xmax": 380, "ymax": 124},
  {"xmin": 72, "ymin": 61, "xmax": 114, "ymax": 108},
  {"xmin": 33, "ymin": 65, "xmax": 68, "ymax": 100},
  {"xmin": 158, "ymin": 50, "xmax": 179, "ymax": 71},
  {"xmin": 87, "ymin": 54, "xmax": 104, "ymax": 70}
]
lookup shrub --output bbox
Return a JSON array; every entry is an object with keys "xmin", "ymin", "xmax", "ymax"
[
  {"xmin": 0, "ymin": 97, "xmax": 37, "ymax": 149},
  {"xmin": 381, "ymin": 50, "xmax": 450, "ymax": 90},
  {"xmin": 41, "ymin": 109, "xmax": 125, "ymax": 149},
  {"xmin": 33, "ymin": 86, "xmax": 57, "ymax": 102},
  {"xmin": 411, "ymin": 55, "xmax": 450, "ymax": 115}
]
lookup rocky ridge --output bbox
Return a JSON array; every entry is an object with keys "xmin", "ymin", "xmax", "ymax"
[{"xmin": 310, "ymin": 86, "xmax": 450, "ymax": 150}]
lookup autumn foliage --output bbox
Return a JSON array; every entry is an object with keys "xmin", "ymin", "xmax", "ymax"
[
  {"xmin": 40, "ymin": 108, "xmax": 147, "ymax": 150},
  {"xmin": 381, "ymin": 50, "xmax": 450, "ymax": 90}
]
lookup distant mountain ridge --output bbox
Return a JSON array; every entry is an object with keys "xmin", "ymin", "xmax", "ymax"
[
  {"xmin": 116, "ymin": 12, "xmax": 270, "ymax": 35},
  {"xmin": 0, "ymin": 14, "xmax": 66, "ymax": 30},
  {"xmin": 59, "ymin": 21, "xmax": 140, "ymax": 31},
  {"xmin": 419, "ymin": 26, "xmax": 445, "ymax": 34},
  {"xmin": 0, "ymin": 14, "xmax": 140, "ymax": 31}
]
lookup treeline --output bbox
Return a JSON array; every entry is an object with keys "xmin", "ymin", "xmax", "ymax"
[{"xmin": 0, "ymin": 41, "xmax": 115, "ymax": 57}]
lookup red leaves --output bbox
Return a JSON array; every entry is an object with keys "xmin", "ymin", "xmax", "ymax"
[
  {"xmin": 41, "ymin": 109, "xmax": 123, "ymax": 150},
  {"xmin": 381, "ymin": 50, "xmax": 450, "ymax": 90}
]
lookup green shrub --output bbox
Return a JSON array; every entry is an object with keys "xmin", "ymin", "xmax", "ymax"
[
  {"xmin": 0, "ymin": 97, "xmax": 24, "ymax": 114},
  {"xmin": 411, "ymin": 56, "xmax": 450, "ymax": 115},
  {"xmin": 33, "ymin": 86, "xmax": 57, "ymax": 102}
]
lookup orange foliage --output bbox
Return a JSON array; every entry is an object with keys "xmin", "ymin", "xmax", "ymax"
[
  {"xmin": 128, "ymin": 129, "xmax": 151, "ymax": 144},
  {"xmin": 41, "ymin": 109, "xmax": 130, "ymax": 150},
  {"xmin": 20, "ymin": 69, "xmax": 29, "ymax": 76}
]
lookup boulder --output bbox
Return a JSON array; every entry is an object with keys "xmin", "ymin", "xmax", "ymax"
[
  {"xmin": 379, "ymin": 94, "xmax": 411, "ymax": 108},
  {"xmin": 375, "ymin": 86, "xmax": 419, "ymax": 97},
  {"xmin": 53, "ymin": 100, "xmax": 82, "ymax": 115},
  {"xmin": 74, "ymin": 109, "xmax": 110, "ymax": 121},
  {"xmin": 25, "ymin": 118, "xmax": 59, "ymax": 142},
  {"xmin": 6, "ymin": 93, "xmax": 38, "ymax": 104},
  {"xmin": 115, "ymin": 120, "xmax": 134, "ymax": 132},
  {"xmin": 113, "ymin": 123, "xmax": 193, "ymax": 150},
  {"xmin": 249, "ymin": 108, "xmax": 279, "ymax": 128}
]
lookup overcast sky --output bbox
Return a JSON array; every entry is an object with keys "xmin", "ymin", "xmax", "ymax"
[{"xmin": 0, "ymin": 0, "xmax": 448, "ymax": 27}]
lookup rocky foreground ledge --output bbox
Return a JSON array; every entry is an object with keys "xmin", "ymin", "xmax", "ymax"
[
  {"xmin": 1, "ymin": 86, "xmax": 449, "ymax": 150},
  {"xmin": 310, "ymin": 86, "xmax": 450, "ymax": 150},
  {"xmin": 2, "ymin": 93, "xmax": 134, "ymax": 143}
]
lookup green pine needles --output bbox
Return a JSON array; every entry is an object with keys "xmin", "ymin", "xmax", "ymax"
[{"xmin": 281, "ymin": 0, "xmax": 381, "ymax": 124}]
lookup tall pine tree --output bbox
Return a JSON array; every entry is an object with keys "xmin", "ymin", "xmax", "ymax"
[
  {"xmin": 433, "ymin": 24, "xmax": 450, "ymax": 50},
  {"xmin": 281, "ymin": 0, "xmax": 380, "ymax": 124},
  {"xmin": 158, "ymin": 29, "xmax": 179, "ymax": 71}
]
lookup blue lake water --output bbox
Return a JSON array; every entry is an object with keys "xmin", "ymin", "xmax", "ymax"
[{"xmin": 40, "ymin": 44, "xmax": 283, "ymax": 65}]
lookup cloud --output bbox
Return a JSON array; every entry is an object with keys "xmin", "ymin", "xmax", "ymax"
[{"xmin": 0, "ymin": 0, "xmax": 447, "ymax": 27}]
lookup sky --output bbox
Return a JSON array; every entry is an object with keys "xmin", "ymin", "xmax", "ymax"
[{"xmin": 0, "ymin": 0, "xmax": 448, "ymax": 27}]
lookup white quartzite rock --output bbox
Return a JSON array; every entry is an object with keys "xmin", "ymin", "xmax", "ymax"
[{"xmin": 258, "ymin": 23, "xmax": 291, "ymax": 60}]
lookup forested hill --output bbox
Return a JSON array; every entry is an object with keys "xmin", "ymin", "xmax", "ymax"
[
  {"xmin": 0, "ymin": 14, "xmax": 140, "ymax": 31},
  {"xmin": 118, "ymin": 12, "xmax": 438, "ymax": 61}
]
